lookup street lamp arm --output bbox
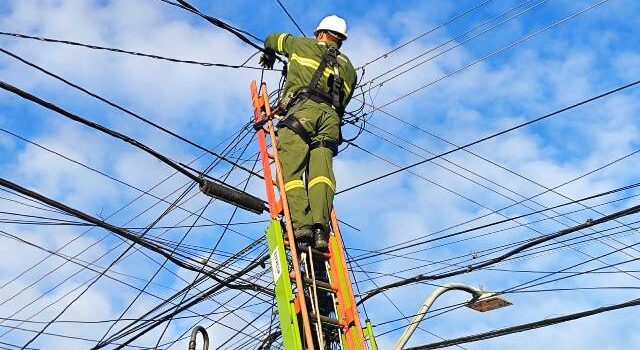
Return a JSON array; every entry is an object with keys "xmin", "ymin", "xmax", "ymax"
[{"xmin": 393, "ymin": 283, "xmax": 484, "ymax": 350}]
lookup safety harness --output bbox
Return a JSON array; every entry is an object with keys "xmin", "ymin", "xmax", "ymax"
[{"xmin": 277, "ymin": 45, "xmax": 344, "ymax": 155}]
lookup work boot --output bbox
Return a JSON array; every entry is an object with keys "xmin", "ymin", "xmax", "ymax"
[
  {"xmin": 293, "ymin": 225, "xmax": 313, "ymax": 250},
  {"xmin": 313, "ymin": 224, "xmax": 329, "ymax": 252}
]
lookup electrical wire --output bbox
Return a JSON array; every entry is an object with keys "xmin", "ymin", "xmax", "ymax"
[
  {"xmin": 347, "ymin": 124, "xmax": 640, "ymax": 283},
  {"xmin": 369, "ymin": 0, "xmax": 610, "ymax": 110},
  {"xmin": 339, "ymin": 77, "xmax": 640, "ymax": 194},
  {"xmin": 274, "ymin": 0, "xmax": 306, "ymax": 36},
  {"xmin": 358, "ymin": 202, "xmax": 640, "ymax": 304},
  {"xmin": 0, "ymin": 31, "xmax": 267, "ymax": 70},
  {"xmin": 359, "ymin": 0, "xmax": 543, "ymax": 87},
  {"xmin": 357, "ymin": 0, "xmax": 495, "ymax": 69},
  {"xmin": 405, "ymin": 297, "xmax": 640, "ymax": 349},
  {"xmin": 0, "ymin": 47, "xmax": 265, "ymax": 180}
]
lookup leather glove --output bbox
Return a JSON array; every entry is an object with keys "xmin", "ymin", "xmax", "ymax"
[{"xmin": 259, "ymin": 49, "xmax": 276, "ymax": 69}]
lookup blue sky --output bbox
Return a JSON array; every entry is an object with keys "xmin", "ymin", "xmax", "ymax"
[{"xmin": 1, "ymin": 0, "xmax": 640, "ymax": 349}]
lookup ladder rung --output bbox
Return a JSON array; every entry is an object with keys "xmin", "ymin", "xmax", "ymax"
[
  {"xmin": 282, "ymin": 242, "xmax": 331, "ymax": 259},
  {"xmin": 309, "ymin": 314, "xmax": 344, "ymax": 328},
  {"xmin": 298, "ymin": 275, "xmax": 336, "ymax": 292}
]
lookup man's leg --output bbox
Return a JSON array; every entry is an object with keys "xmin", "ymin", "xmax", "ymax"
[
  {"xmin": 308, "ymin": 147, "xmax": 336, "ymax": 231},
  {"xmin": 277, "ymin": 127, "xmax": 313, "ymax": 241},
  {"xmin": 308, "ymin": 111, "xmax": 340, "ymax": 250}
]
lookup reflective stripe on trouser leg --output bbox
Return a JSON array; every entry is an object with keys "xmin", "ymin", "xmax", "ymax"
[
  {"xmin": 277, "ymin": 127, "xmax": 313, "ymax": 229},
  {"xmin": 307, "ymin": 147, "xmax": 335, "ymax": 228}
]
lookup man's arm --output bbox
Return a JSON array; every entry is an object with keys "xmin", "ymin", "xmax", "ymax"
[{"xmin": 264, "ymin": 32, "xmax": 297, "ymax": 57}]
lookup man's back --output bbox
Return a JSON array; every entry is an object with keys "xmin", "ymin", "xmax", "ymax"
[{"xmin": 264, "ymin": 33, "xmax": 357, "ymax": 114}]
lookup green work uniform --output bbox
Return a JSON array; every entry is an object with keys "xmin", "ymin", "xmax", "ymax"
[{"xmin": 264, "ymin": 32, "xmax": 357, "ymax": 231}]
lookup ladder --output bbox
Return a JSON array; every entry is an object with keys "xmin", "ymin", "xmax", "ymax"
[{"xmin": 250, "ymin": 80, "xmax": 368, "ymax": 350}]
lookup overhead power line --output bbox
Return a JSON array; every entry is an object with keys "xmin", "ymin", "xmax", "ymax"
[
  {"xmin": 360, "ymin": 0, "xmax": 544, "ymax": 86},
  {"xmin": 0, "ymin": 79, "xmax": 269, "ymax": 212},
  {"xmin": 370, "ymin": 0, "xmax": 609, "ymax": 109},
  {"xmin": 0, "ymin": 80, "xmax": 198, "ymax": 180},
  {"xmin": 0, "ymin": 47, "xmax": 264, "ymax": 180},
  {"xmin": 274, "ymin": 0, "xmax": 306, "ymax": 36},
  {"xmin": 358, "ymin": 0, "xmax": 495, "ymax": 69},
  {"xmin": 406, "ymin": 297, "xmax": 640, "ymax": 349},
  {"xmin": 0, "ymin": 177, "xmax": 270, "ymax": 348},
  {"xmin": 0, "ymin": 176, "xmax": 271, "ymax": 295},
  {"xmin": 0, "ymin": 31, "xmax": 265, "ymax": 70},
  {"xmin": 103, "ymin": 257, "xmax": 269, "ymax": 349},
  {"xmin": 339, "ymin": 77, "xmax": 640, "ymax": 194},
  {"xmin": 358, "ymin": 202, "xmax": 640, "ymax": 304},
  {"xmin": 155, "ymin": 0, "xmax": 283, "ymax": 62}
]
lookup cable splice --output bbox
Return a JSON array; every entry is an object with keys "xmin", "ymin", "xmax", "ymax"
[
  {"xmin": 0, "ymin": 79, "xmax": 267, "ymax": 214},
  {"xmin": 0, "ymin": 176, "xmax": 272, "ymax": 296}
]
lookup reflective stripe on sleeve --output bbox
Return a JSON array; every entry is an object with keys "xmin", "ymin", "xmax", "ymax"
[
  {"xmin": 277, "ymin": 34, "xmax": 288, "ymax": 52},
  {"xmin": 308, "ymin": 176, "xmax": 336, "ymax": 192},
  {"xmin": 285, "ymin": 179, "xmax": 305, "ymax": 192}
]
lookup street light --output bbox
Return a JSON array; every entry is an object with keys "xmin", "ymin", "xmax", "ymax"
[{"xmin": 392, "ymin": 283, "xmax": 512, "ymax": 350}]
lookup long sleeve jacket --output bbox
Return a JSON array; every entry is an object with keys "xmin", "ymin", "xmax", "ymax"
[{"xmin": 264, "ymin": 33, "xmax": 357, "ymax": 114}]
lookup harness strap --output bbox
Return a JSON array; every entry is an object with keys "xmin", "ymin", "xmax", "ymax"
[
  {"xmin": 310, "ymin": 139, "xmax": 339, "ymax": 156},
  {"xmin": 277, "ymin": 115, "xmax": 311, "ymax": 144},
  {"xmin": 308, "ymin": 46, "xmax": 336, "ymax": 90}
]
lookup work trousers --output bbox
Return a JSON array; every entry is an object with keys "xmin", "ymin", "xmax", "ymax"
[{"xmin": 277, "ymin": 100, "xmax": 339, "ymax": 231}]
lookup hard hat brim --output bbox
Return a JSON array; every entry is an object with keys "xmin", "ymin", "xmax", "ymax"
[{"xmin": 314, "ymin": 29, "xmax": 347, "ymax": 41}]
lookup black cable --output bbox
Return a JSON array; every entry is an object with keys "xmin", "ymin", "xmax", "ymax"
[
  {"xmin": 348, "ymin": 124, "xmax": 640, "ymax": 282},
  {"xmin": 0, "ymin": 79, "xmax": 200, "ymax": 181},
  {"xmin": 92, "ymin": 257, "xmax": 270, "ymax": 349},
  {"xmin": 371, "ymin": 0, "xmax": 609, "ymax": 109},
  {"xmin": 352, "ymin": 217, "xmax": 640, "ymax": 291},
  {"xmin": 373, "ymin": 243, "xmax": 640, "ymax": 334},
  {"xmin": 150, "ymin": 139, "xmax": 259, "ymax": 348},
  {"xmin": 0, "ymin": 302, "xmax": 268, "ymax": 325},
  {"xmin": 109, "ymin": 253, "xmax": 268, "ymax": 349},
  {"xmin": 357, "ymin": 0, "xmax": 495, "ymax": 69},
  {"xmin": 352, "ymin": 179, "xmax": 640, "ymax": 264},
  {"xmin": 94, "ymin": 128, "xmax": 257, "ymax": 345},
  {"xmin": 360, "ymin": 0, "xmax": 542, "ymax": 86},
  {"xmin": 358, "ymin": 202, "xmax": 640, "ymax": 304},
  {"xmin": 0, "ymin": 229, "xmax": 191, "ymax": 307},
  {"xmin": 274, "ymin": 0, "xmax": 306, "ymax": 36},
  {"xmin": 0, "ymin": 48, "xmax": 265, "ymax": 180},
  {"xmin": 0, "ymin": 228, "xmax": 266, "ymax": 344},
  {"xmin": 0, "ymin": 126, "xmax": 262, "ymax": 343},
  {"xmin": 0, "ymin": 177, "xmax": 271, "ymax": 294},
  {"xmin": 0, "ymin": 31, "xmax": 267, "ymax": 70},
  {"xmin": 155, "ymin": 0, "xmax": 284, "ymax": 62},
  {"xmin": 156, "ymin": 278, "xmax": 272, "ymax": 350},
  {"xmin": 338, "ymin": 77, "xmax": 640, "ymax": 194},
  {"xmin": 0, "ymin": 323, "xmax": 154, "ymax": 349},
  {"xmin": 0, "ymin": 127, "xmax": 258, "ymax": 240},
  {"xmin": 406, "ymin": 297, "xmax": 640, "ymax": 350},
  {"xmin": 0, "ymin": 128, "xmax": 254, "ymax": 334}
]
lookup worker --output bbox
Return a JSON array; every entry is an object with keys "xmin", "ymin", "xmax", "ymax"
[{"xmin": 259, "ymin": 15, "xmax": 357, "ymax": 251}]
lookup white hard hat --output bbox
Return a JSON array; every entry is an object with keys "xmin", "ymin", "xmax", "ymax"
[{"xmin": 315, "ymin": 15, "xmax": 347, "ymax": 40}]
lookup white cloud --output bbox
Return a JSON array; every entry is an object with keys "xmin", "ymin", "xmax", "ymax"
[{"xmin": 1, "ymin": 0, "xmax": 640, "ymax": 349}]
